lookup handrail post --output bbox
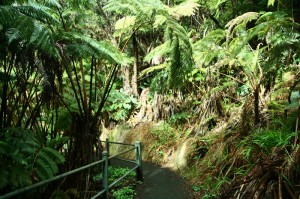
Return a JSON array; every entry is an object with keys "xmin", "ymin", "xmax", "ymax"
[
  {"xmin": 102, "ymin": 151, "xmax": 109, "ymax": 199},
  {"xmin": 135, "ymin": 141, "xmax": 143, "ymax": 182},
  {"xmin": 105, "ymin": 138, "xmax": 110, "ymax": 166}
]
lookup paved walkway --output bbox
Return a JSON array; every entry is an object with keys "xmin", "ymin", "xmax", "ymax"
[
  {"xmin": 111, "ymin": 159, "xmax": 192, "ymax": 199},
  {"xmin": 134, "ymin": 162, "xmax": 192, "ymax": 199}
]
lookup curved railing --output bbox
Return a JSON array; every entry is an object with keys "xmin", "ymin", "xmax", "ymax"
[{"xmin": 0, "ymin": 139, "xmax": 142, "ymax": 199}]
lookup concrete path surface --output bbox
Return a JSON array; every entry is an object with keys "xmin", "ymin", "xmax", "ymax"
[
  {"xmin": 134, "ymin": 162, "xmax": 192, "ymax": 199},
  {"xmin": 110, "ymin": 159, "xmax": 192, "ymax": 199}
]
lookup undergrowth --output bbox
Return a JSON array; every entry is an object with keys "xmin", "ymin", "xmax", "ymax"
[
  {"xmin": 0, "ymin": 128, "xmax": 66, "ymax": 194},
  {"xmin": 187, "ymin": 112, "xmax": 299, "ymax": 199},
  {"xmin": 93, "ymin": 165, "xmax": 137, "ymax": 199}
]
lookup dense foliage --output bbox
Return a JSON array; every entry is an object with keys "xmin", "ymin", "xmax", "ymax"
[{"xmin": 0, "ymin": 0, "xmax": 300, "ymax": 198}]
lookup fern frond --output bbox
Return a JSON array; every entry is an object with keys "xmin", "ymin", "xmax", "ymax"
[
  {"xmin": 0, "ymin": 141, "xmax": 8, "ymax": 155},
  {"xmin": 193, "ymin": 29, "xmax": 226, "ymax": 66},
  {"xmin": 15, "ymin": 2, "xmax": 59, "ymax": 24},
  {"xmin": 139, "ymin": 63, "xmax": 169, "ymax": 77},
  {"xmin": 268, "ymin": 0, "xmax": 276, "ymax": 6},
  {"xmin": 9, "ymin": 164, "xmax": 32, "ymax": 189},
  {"xmin": 166, "ymin": 19, "xmax": 192, "ymax": 54},
  {"xmin": 104, "ymin": 0, "xmax": 167, "ymax": 20},
  {"xmin": 144, "ymin": 41, "xmax": 171, "ymax": 63},
  {"xmin": 38, "ymin": 151, "xmax": 59, "ymax": 175},
  {"xmin": 1, "ymin": 5, "xmax": 59, "ymax": 58},
  {"xmin": 0, "ymin": 6, "xmax": 19, "ymax": 26},
  {"xmin": 226, "ymin": 12, "xmax": 259, "ymax": 41},
  {"xmin": 69, "ymin": 33, "xmax": 131, "ymax": 65},
  {"xmin": 0, "ymin": 128, "xmax": 66, "ymax": 188},
  {"xmin": 169, "ymin": 0, "xmax": 200, "ymax": 18},
  {"xmin": 248, "ymin": 11, "xmax": 299, "ymax": 48},
  {"xmin": 104, "ymin": 0, "xmax": 140, "ymax": 14},
  {"xmin": 0, "ymin": 164, "xmax": 9, "ymax": 189},
  {"xmin": 45, "ymin": 0, "xmax": 62, "ymax": 9},
  {"xmin": 42, "ymin": 147, "xmax": 65, "ymax": 164},
  {"xmin": 150, "ymin": 70, "xmax": 169, "ymax": 94},
  {"xmin": 36, "ymin": 158, "xmax": 53, "ymax": 180},
  {"xmin": 168, "ymin": 36, "xmax": 181, "ymax": 88},
  {"xmin": 29, "ymin": 21, "xmax": 59, "ymax": 58},
  {"xmin": 115, "ymin": 16, "xmax": 136, "ymax": 30},
  {"xmin": 6, "ymin": 17, "xmax": 34, "ymax": 44},
  {"xmin": 153, "ymin": 14, "xmax": 167, "ymax": 28}
]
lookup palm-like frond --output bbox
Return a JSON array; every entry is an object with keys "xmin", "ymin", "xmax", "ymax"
[
  {"xmin": 193, "ymin": 29, "xmax": 226, "ymax": 66},
  {"xmin": 0, "ymin": 4, "xmax": 59, "ymax": 58},
  {"xmin": 15, "ymin": 1, "xmax": 59, "ymax": 25},
  {"xmin": 104, "ymin": 0, "xmax": 166, "ymax": 16},
  {"xmin": 29, "ymin": 21, "xmax": 59, "ymax": 57},
  {"xmin": 165, "ymin": 19, "xmax": 193, "ymax": 55},
  {"xmin": 67, "ymin": 33, "xmax": 131, "ymax": 65},
  {"xmin": 248, "ymin": 12, "xmax": 300, "ymax": 48},
  {"xmin": 225, "ymin": 12, "xmax": 260, "ymax": 42},
  {"xmin": 169, "ymin": 0, "xmax": 200, "ymax": 18},
  {"xmin": 115, "ymin": 16, "xmax": 136, "ymax": 30},
  {"xmin": 144, "ymin": 41, "xmax": 171, "ymax": 63},
  {"xmin": 139, "ymin": 63, "xmax": 169, "ymax": 77}
]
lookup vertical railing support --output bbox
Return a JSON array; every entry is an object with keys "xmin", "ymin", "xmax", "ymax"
[
  {"xmin": 135, "ymin": 141, "xmax": 143, "ymax": 181},
  {"xmin": 105, "ymin": 138, "xmax": 110, "ymax": 166},
  {"xmin": 102, "ymin": 151, "xmax": 109, "ymax": 199}
]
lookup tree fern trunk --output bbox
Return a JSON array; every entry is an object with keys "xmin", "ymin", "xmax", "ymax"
[
  {"xmin": 65, "ymin": 117, "xmax": 101, "ymax": 196},
  {"xmin": 131, "ymin": 32, "xmax": 139, "ymax": 96},
  {"xmin": 80, "ymin": 59, "xmax": 88, "ymax": 114},
  {"xmin": 0, "ymin": 77, "xmax": 8, "ymax": 128},
  {"xmin": 122, "ymin": 65, "xmax": 131, "ymax": 93},
  {"xmin": 254, "ymin": 86, "xmax": 260, "ymax": 125}
]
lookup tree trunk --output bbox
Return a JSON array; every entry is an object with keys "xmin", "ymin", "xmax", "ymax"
[
  {"xmin": 122, "ymin": 65, "xmax": 131, "ymax": 93},
  {"xmin": 131, "ymin": 32, "xmax": 139, "ymax": 96},
  {"xmin": 254, "ymin": 86, "xmax": 260, "ymax": 125},
  {"xmin": 65, "ymin": 116, "xmax": 102, "ymax": 197}
]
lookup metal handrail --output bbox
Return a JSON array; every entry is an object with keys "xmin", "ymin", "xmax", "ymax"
[
  {"xmin": 101, "ymin": 140, "xmax": 135, "ymax": 146},
  {"xmin": 0, "ymin": 159, "xmax": 105, "ymax": 199},
  {"xmin": 0, "ymin": 139, "xmax": 143, "ymax": 199},
  {"xmin": 108, "ymin": 147, "xmax": 136, "ymax": 160}
]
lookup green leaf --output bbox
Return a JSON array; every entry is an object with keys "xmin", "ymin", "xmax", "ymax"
[
  {"xmin": 268, "ymin": 0, "xmax": 275, "ymax": 7},
  {"xmin": 168, "ymin": 0, "xmax": 200, "ymax": 18},
  {"xmin": 115, "ymin": 16, "xmax": 136, "ymax": 30},
  {"xmin": 154, "ymin": 15, "xmax": 167, "ymax": 28},
  {"xmin": 42, "ymin": 147, "xmax": 65, "ymax": 164}
]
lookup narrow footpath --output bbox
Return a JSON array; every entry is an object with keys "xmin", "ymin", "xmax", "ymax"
[
  {"xmin": 111, "ymin": 159, "xmax": 192, "ymax": 199},
  {"xmin": 134, "ymin": 162, "xmax": 192, "ymax": 199}
]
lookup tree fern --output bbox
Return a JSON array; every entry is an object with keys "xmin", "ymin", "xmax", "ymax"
[{"xmin": 104, "ymin": 0, "xmax": 195, "ymax": 92}]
